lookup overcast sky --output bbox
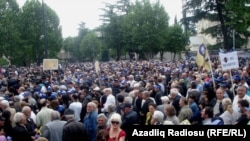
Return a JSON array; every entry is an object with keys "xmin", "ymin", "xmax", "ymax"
[{"xmin": 16, "ymin": 0, "xmax": 183, "ymax": 38}]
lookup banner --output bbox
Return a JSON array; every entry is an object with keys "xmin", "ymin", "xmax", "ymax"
[
  {"xmin": 219, "ymin": 51, "xmax": 239, "ymax": 71},
  {"xmin": 43, "ymin": 59, "xmax": 59, "ymax": 71},
  {"xmin": 196, "ymin": 44, "xmax": 211, "ymax": 72}
]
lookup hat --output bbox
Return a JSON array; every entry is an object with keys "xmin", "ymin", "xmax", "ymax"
[
  {"xmin": 233, "ymin": 75, "xmax": 241, "ymax": 81},
  {"xmin": 161, "ymin": 96, "xmax": 169, "ymax": 102},
  {"xmin": 93, "ymin": 86, "xmax": 100, "ymax": 91},
  {"xmin": 49, "ymin": 94, "xmax": 57, "ymax": 100},
  {"xmin": 153, "ymin": 84, "xmax": 161, "ymax": 89},
  {"xmin": 0, "ymin": 97, "xmax": 5, "ymax": 101},
  {"xmin": 39, "ymin": 92, "xmax": 47, "ymax": 99},
  {"xmin": 64, "ymin": 109, "xmax": 74, "ymax": 115},
  {"xmin": 122, "ymin": 103, "xmax": 132, "ymax": 109},
  {"xmin": 219, "ymin": 82, "xmax": 229, "ymax": 88},
  {"xmin": 23, "ymin": 92, "xmax": 30, "ymax": 97}
]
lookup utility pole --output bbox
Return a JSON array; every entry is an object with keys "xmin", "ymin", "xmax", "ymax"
[{"xmin": 42, "ymin": 0, "xmax": 48, "ymax": 58}]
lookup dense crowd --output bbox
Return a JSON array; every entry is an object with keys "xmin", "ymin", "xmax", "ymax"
[{"xmin": 0, "ymin": 58, "xmax": 249, "ymax": 141}]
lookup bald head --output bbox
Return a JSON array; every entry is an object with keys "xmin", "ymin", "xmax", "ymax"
[
  {"xmin": 39, "ymin": 98, "xmax": 47, "ymax": 107},
  {"xmin": 51, "ymin": 110, "xmax": 61, "ymax": 120}
]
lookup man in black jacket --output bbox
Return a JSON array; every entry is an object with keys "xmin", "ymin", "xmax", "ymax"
[
  {"xmin": 121, "ymin": 103, "xmax": 139, "ymax": 128},
  {"xmin": 121, "ymin": 103, "xmax": 139, "ymax": 141},
  {"xmin": 63, "ymin": 109, "xmax": 89, "ymax": 141}
]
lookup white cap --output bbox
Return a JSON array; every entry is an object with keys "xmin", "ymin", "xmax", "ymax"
[
  {"xmin": 0, "ymin": 97, "xmax": 5, "ymax": 101},
  {"xmin": 93, "ymin": 86, "xmax": 100, "ymax": 91},
  {"xmin": 161, "ymin": 96, "xmax": 169, "ymax": 102}
]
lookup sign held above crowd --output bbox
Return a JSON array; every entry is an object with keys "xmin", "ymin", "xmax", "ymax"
[
  {"xmin": 43, "ymin": 59, "xmax": 59, "ymax": 71},
  {"xmin": 219, "ymin": 51, "xmax": 239, "ymax": 71}
]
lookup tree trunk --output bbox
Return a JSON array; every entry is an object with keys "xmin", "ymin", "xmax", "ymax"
[
  {"xmin": 216, "ymin": 0, "xmax": 229, "ymax": 51},
  {"xmin": 160, "ymin": 50, "xmax": 164, "ymax": 61}
]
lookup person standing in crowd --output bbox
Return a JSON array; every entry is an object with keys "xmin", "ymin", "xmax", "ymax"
[
  {"xmin": 96, "ymin": 113, "xmax": 108, "ymax": 134},
  {"xmin": 178, "ymin": 97, "xmax": 193, "ymax": 123},
  {"xmin": 62, "ymin": 109, "xmax": 89, "ymax": 141},
  {"xmin": 0, "ymin": 100, "xmax": 16, "ymax": 128},
  {"xmin": 68, "ymin": 94, "xmax": 82, "ymax": 122},
  {"xmin": 139, "ymin": 91, "xmax": 154, "ymax": 125},
  {"xmin": 116, "ymin": 95, "xmax": 124, "ymax": 115},
  {"xmin": 153, "ymin": 84, "xmax": 163, "ymax": 106},
  {"xmin": 102, "ymin": 88, "xmax": 116, "ymax": 114},
  {"xmin": 235, "ymin": 99, "xmax": 250, "ymax": 125},
  {"xmin": 36, "ymin": 99, "xmax": 53, "ymax": 131},
  {"xmin": 219, "ymin": 98, "xmax": 238, "ymax": 125},
  {"xmin": 42, "ymin": 110, "xmax": 66, "ymax": 141},
  {"xmin": 232, "ymin": 86, "xmax": 250, "ymax": 113},
  {"xmin": 111, "ymin": 79, "xmax": 120, "ymax": 97},
  {"xmin": 21, "ymin": 106, "xmax": 37, "ymax": 138},
  {"xmin": 121, "ymin": 102, "xmax": 139, "ymax": 139},
  {"xmin": 79, "ymin": 86, "xmax": 92, "ymax": 121},
  {"xmin": 201, "ymin": 106, "xmax": 213, "ymax": 125},
  {"xmin": 97, "ymin": 129, "xmax": 109, "ymax": 141},
  {"xmin": 188, "ymin": 94, "xmax": 201, "ymax": 124},
  {"xmin": 107, "ymin": 113, "xmax": 126, "ymax": 141},
  {"xmin": 106, "ymin": 104, "xmax": 117, "ymax": 127},
  {"xmin": 169, "ymin": 88, "xmax": 182, "ymax": 115},
  {"xmin": 209, "ymin": 88, "xmax": 225, "ymax": 117},
  {"xmin": 12, "ymin": 112, "xmax": 34, "ymax": 141},
  {"xmin": 83, "ymin": 102, "xmax": 98, "ymax": 141},
  {"xmin": 164, "ymin": 104, "xmax": 179, "ymax": 125},
  {"xmin": 151, "ymin": 110, "xmax": 164, "ymax": 125},
  {"xmin": 157, "ymin": 96, "xmax": 170, "ymax": 114},
  {"xmin": 145, "ymin": 103, "xmax": 157, "ymax": 125},
  {"xmin": 2, "ymin": 110, "xmax": 13, "ymax": 138},
  {"xmin": 0, "ymin": 115, "xmax": 7, "ymax": 141}
]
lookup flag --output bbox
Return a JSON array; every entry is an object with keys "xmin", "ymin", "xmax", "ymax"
[{"xmin": 196, "ymin": 44, "xmax": 211, "ymax": 72}]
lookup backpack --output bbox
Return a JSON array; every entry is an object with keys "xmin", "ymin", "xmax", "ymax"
[{"xmin": 211, "ymin": 117, "xmax": 224, "ymax": 125}]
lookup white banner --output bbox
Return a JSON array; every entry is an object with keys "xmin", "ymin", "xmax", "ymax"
[
  {"xmin": 219, "ymin": 51, "xmax": 239, "ymax": 71},
  {"xmin": 43, "ymin": 59, "xmax": 59, "ymax": 70}
]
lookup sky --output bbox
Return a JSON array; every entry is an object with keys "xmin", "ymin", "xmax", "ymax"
[{"xmin": 16, "ymin": 0, "xmax": 183, "ymax": 38}]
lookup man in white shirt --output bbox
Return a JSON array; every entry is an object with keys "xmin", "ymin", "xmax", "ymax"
[
  {"xmin": 102, "ymin": 88, "xmax": 116, "ymax": 113},
  {"xmin": 68, "ymin": 94, "xmax": 82, "ymax": 122},
  {"xmin": 233, "ymin": 85, "xmax": 250, "ymax": 110},
  {"xmin": 232, "ymin": 85, "xmax": 250, "ymax": 118}
]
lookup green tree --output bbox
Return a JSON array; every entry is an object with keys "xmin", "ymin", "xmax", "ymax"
[
  {"xmin": 20, "ymin": 0, "xmax": 62, "ymax": 64},
  {"xmin": 184, "ymin": 0, "xmax": 250, "ymax": 50},
  {"xmin": 100, "ymin": 3, "xmax": 124, "ymax": 60},
  {"xmin": 164, "ymin": 23, "xmax": 185, "ymax": 61},
  {"xmin": 0, "ymin": 0, "xmax": 21, "ymax": 64},
  {"xmin": 122, "ymin": 0, "xmax": 169, "ymax": 60},
  {"xmin": 79, "ymin": 31, "xmax": 101, "ymax": 62}
]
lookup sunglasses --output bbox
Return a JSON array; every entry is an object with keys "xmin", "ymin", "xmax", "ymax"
[{"xmin": 111, "ymin": 121, "xmax": 119, "ymax": 125}]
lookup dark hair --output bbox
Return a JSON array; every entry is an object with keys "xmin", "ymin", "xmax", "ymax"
[
  {"xmin": 148, "ymin": 102, "xmax": 157, "ymax": 109},
  {"xmin": 204, "ymin": 106, "xmax": 213, "ymax": 118},
  {"xmin": 97, "ymin": 129, "xmax": 109, "ymax": 141},
  {"xmin": 191, "ymin": 81, "xmax": 197, "ymax": 89},
  {"xmin": 180, "ymin": 97, "xmax": 189, "ymax": 105},
  {"xmin": 116, "ymin": 95, "xmax": 124, "ymax": 103},
  {"xmin": 238, "ymin": 99, "xmax": 249, "ymax": 108}
]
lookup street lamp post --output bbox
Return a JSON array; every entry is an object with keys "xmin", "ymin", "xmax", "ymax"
[{"xmin": 42, "ymin": 0, "xmax": 48, "ymax": 58}]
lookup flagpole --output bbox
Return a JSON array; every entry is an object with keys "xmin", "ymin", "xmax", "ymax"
[
  {"xmin": 229, "ymin": 69, "xmax": 235, "ymax": 97},
  {"xmin": 206, "ymin": 46, "xmax": 216, "ymax": 90}
]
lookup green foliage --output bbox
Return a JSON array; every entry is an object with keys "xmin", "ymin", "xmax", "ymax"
[
  {"xmin": 0, "ymin": 58, "xmax": 9, "ymax": 66},
  {"xmin": 0, "ymin": 0, "xmax": 62, "ymax": 66},
  {"xmin": 80, "ymin": 31, "xmax": 101, "ymax": 62},
  {"xmin": 183, "ymin": 0, "xmax": 250, "ymax": 50},
  {"xmin": 103, "ymin": 0, "xmax": 170, "ymax": 60}
]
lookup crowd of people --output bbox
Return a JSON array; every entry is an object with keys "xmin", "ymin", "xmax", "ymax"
[{"xmin": 0, "ymin": 57, "xmax": 249, "ymax": 141}]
